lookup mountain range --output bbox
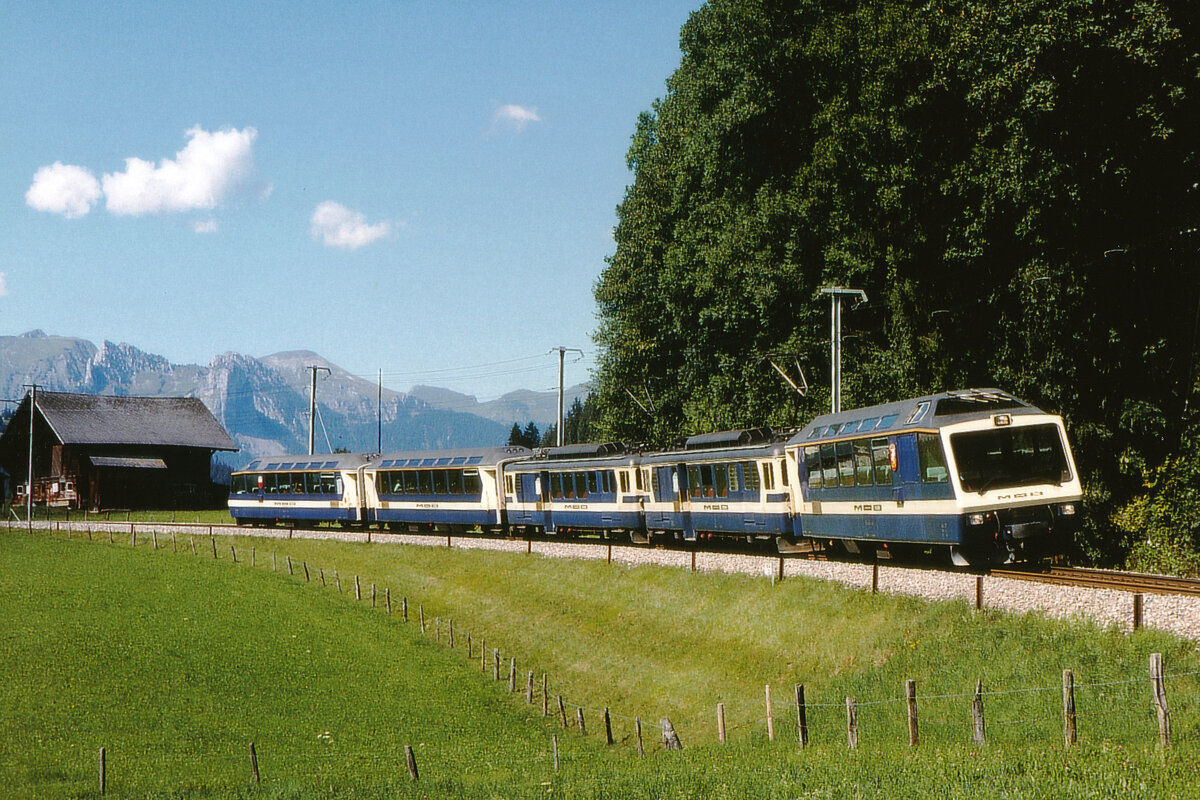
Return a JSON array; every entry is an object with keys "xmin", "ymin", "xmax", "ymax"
[{"xmin": 0, "ymin": 331, "xmax": 586, "ymax": 468}]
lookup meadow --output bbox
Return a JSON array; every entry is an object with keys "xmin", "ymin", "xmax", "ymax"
[{"xmin": 2, "ymin": 529, "xmax": 1198, "ymax": 798}]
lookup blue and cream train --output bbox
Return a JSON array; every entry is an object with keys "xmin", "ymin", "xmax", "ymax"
[{"xmin": 229, "ymin": 389, "xmax": 1082, "ymax": 564}]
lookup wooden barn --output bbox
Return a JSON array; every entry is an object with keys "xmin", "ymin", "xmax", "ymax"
[{"xmin": 0, "ymin": 391, "xmax": 237, "ymax": 510}]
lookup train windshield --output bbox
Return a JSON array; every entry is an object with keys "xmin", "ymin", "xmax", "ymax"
[{"xmin": 950, "ymin": 423, "xmax": 1071, "ymax": 494}]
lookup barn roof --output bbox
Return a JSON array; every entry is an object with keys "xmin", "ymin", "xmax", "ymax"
[{"xmin": 32, "ymin": 391, "xmax": 236, "ymax": 451}]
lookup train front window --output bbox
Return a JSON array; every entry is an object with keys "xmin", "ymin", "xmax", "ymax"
[
  {"xmin": 917, "ymin": 434, "xmax": 949, "ymax": 483},
  {"xmin": 950, "ymin": 424, "xmax": 1071, "ymax": 493}
]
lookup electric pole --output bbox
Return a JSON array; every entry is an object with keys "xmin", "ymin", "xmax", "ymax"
[
  {"xmin": 819, "ymin": 287, "xmax": 867, "ymax": 413},
  {"xmin": 307, "ymin": 366, "xmax": 331, "ymax": 455},
  {"xmin": 549, "ymin": 347, "xmax": 583, "ymax": 447},
  {"xmin": 23, "ymin": 384, "xmax": 37, "ymax": 530}
]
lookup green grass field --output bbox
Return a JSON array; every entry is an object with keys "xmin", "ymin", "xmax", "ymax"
[{"xmin": 2, "ymin": 530, "xmax": 1199, "ymax": 798}]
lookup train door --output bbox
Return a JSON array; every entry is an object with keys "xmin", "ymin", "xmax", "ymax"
[
  {"xmin": 342, "ymin": 469, "xmax": 364, "ymax": 523},
  {"xmin": 675, "ymin": 464, "xmax": 695, "ymax": 540}
]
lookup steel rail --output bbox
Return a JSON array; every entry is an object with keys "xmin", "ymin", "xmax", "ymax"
[{"xmin": 989, "ymin": 565, "xmax": 1200, "ymax": 598}]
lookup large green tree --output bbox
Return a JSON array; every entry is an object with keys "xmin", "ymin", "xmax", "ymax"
[{"xmin": 593, "ymin": 0, "xmax": 1199, "ymax": 563}]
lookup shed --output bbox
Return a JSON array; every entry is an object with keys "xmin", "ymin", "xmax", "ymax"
[{"xmin": 0, "ymin": 391, "xmax": 237, "ymax": 510}]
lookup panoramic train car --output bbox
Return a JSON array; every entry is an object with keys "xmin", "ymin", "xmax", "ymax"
[
  {"xmin": 363, "ymin": 446, "xmax": 532, "ymax": 533},
  {"xmin": 788, "ymin": 389, "xmax": 1082, "ymax": 564},
  {"xmin": 228, "ymin": 452, "xmax": 373, "ymax": 526},
  {"xmin": 640, "ymin": 429, "xmax": 794, "ymax": 543},
  {"xmin": 503, "ymin": 443, "xmax": 646, "ymax": 536}
]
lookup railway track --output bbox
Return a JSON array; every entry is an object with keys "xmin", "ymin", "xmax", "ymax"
[{"xmin": 989, "ymin": 565, "xmax": 1200, "ymax": 597}]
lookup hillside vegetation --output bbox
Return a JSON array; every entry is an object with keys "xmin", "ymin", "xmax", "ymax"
[
  {"xmin": 593, "ymin": 0, "xmax": 1200, "ymax": 573},
  {"xmin": 3, "ymin": 531, "xmax": 1199, "ymax": 798}
]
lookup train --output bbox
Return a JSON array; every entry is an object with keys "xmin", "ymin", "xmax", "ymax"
[{"xmin": 228, "ymin": 388, "xmax": 1083, "ymax": 565}]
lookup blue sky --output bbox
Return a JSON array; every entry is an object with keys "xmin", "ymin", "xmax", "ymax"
[{"xmin": 2, "ymin": 1, "xmax": 702, "ymax": 400}]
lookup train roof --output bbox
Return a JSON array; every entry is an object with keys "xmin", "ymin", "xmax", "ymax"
[
  {"xmin": 238, "ymin": 452, "xmax": 374, "ymax": 472},
  {"xmin": 640, "ymin": 434, "xmax": 786, "ymax": 464},
  {"xmin": 371, "ymin": 445, "xmax": 532, "ymax": 470},
  {"xmin": 792, "ymin": 389, "xmax": 1044, "ymax": 445}
]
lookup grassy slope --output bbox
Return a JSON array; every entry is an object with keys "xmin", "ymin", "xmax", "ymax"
[{"xmin": 3, "ymin": 531, "xmax": 1199, "ymax": 798}]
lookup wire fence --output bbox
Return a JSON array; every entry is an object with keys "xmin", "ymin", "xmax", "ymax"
[{"xmin": 13, "ymin": 521, "xmax": 1200, "ymax": 793}]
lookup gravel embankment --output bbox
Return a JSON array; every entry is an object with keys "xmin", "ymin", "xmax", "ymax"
[{"xmin": 41, "ymin": 521, "xmax": 1200, "ymax": 644}]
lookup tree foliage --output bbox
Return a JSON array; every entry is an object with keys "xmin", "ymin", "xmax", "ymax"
[{"xmin": 593, "ymin": 0, "xmax": 1200, "ymax": 564}]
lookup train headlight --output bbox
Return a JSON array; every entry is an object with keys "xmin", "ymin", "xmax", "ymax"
[
  {"xmin": 967, "ymin": 513, "xmax": 987, "ymax": 526},
  {"xmin": 1059, "ymin": 502, "xmax": 1077, "ymax": 516}
]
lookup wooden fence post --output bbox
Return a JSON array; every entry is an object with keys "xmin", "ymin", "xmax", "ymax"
[
  {"xmin": 386, "ymin": 588, "xmax": 391, "ymax": 614},
  {"xmin": 402, "ymin": 596, "xmax": 408, "ymax": 622},
  {"xmin": 871, "ymin": 563, "xmax": 879, "ymax": 593},
  {"xmin": 846, "ymin": 697, "xmax": 858, "ymax": 749},
  {"xmin": 404, "ymin": 744, "xmax": 418, "ymax": 780},
  {"xmin": 173, "ymin": 532, "xmax": 178, "ymax": 553},
  {"xmin": 526, "ymin": 671, "xmax": 535, "ymax": 704},
  {"xmin": 1062, "ymin": 669, "xmax": 1077, "ymax": 748},
  {"xmin": 286, "ymin": 556, "xmax": 293, "ymax": 575},
  {"xmin": 230, "ymin": 545, "xmax": 237, "ymax": 563},
  {"xmin": 1150, "ymin": 653, "xmax": 1170, "ymax": 748},
  {"xmin": 249, "ymin": 742, "xmax": 260, "ymax": 785},
  {"xmin": 448, "ymin": 620, "xmax": 454, "ymax": 648},
  {"xmin": 303, "ymin": 562, "xmax": 310, "ymax": 582},
  {"xmin": 542, "ymin": 674, "xmax": 548, "ymax": 716},
  {"xmin": 635, "ymin": 718, "xmax": 644, "ymax": 756},
  {"xmin": 906, "ymin": 679, "xmax": 919, "ymax": 747},
  {"xmin": 371, "ymin": 583, "xmax": 376, "ymax": 607},
  {"xmin": 493, "ymin": 649, "xmax": 500, "ymax": 681},
  {"xmin": 717, "ymin": 702, "xmax": 727, "ymax": 743},
  {"xmin": 435, "ymin": 618, "xmax": 441, "ymax": 643},
  {"xmin": 796, "ymin": 684, "xmax": 808, "ymax": 748},
  {"xmin": 1133, "ymin": 593, "xmax": 1144, "ymax": 630},
  {"xmin": 420, "ymin": 605, "xmax": 425, "ymax": 633},
  {"xmin": 190, "ymin": 537, "xmax": 196, "ymax": 555},
  {"xmin": 975, "ymin": 576, "xmax": 984, "ymax": 611},
  {"xmin": 211, "ymin": 536, "xmax": 217, "ymax": 559},
  {"xmin": 552, "ymin": 734, "xmax": 559, "ymax": 771},
  {"xmin": 99, "ymin": 747, "xmax": 106, "ymax": 794},
  {"xmin": 765, "ymin": 684, "xmax": 775, "ymax": 742},
  {"xmin": 250, "ymin": 546, "xmax": 254, "ymax": 566},
  {"xmin": 509, "ymin": 658, "xmax": 516, "ymax": 692},
  {"xmin": 972, "ymin": 679, "xmax": 986, "ymax": 747},
  {"xmin": 558, "ymin": 696, "xmax": 568, "ymax": 728},
  {"xmin": 355, "ymin": 575, "xmax": 361, "ymax": 601},
  {"xmin": 604, "ymin": 707, "xmax": 614, "ymax": 745},
  {"xmin": 577, "ymin": 706, "xmax": 587, "ymax": 735}
]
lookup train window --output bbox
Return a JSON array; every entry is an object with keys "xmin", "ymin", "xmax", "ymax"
[
  {"xmin": 587, "ymin": 472, "xmax": 599, "ymax": 495},
  {"xmin": 505, "ymin": 475, "xmax": 514, "ymax": 495},
  {"xmin": 879, "ymin": 414, "xmax": 899, "ymax": 429},
  {"xmin": 714, "ymin": 464, "xmax": 728, "ymax": 497},
  {"xmin": 464, "ymin": 469, "xmax": 482, "ymax": 496},
  {"xmin": 650, "ymin": 469, "xmax": 659, "ymax": 497},
  {"xmin": 403, "ymin": 471, "xmax": 418, "ymax": 494},
  {"xmin": 741, "ymin": 461, "xmax": 759, "ymax": 493},
  {"xmin": 779, "ymin": 459, "xmax": 788, "ymax": 486},
  {"xmin": 918, "ymin": 434, "xmax": 949, "ymax": 482},
  {"xmin": 576, "ymin": 473, "xmax": 588, "ymax": 498},
  {"xmin": 727, "ymin": 464, "xmax": 739, "ymax": 493},
  {"xmin": 320, "ymin": 473, "xmax": 339, "ymax": 495},
  {"xmin": 687, "ymin": 465, "xmax": 701, "ymax": 498},
  {"xmin": 605, "ymin": 471, "xmax": 615, "ymax": 494},
  {"xmin": 636, "ymin": 469, "xmax": 645, "ymax": 491},
  {"xmin": 551, "ymin": 473, "xmax": 563, "ymax": 499},
  {"xmin": 432, "ymin": 470, "xmax": 448, "ymax": 495},
  {"xmin": 854, "ymin": 440, "xmax": 873, "ymax": 485},
  {"xmin": 448, "ymin": 469, "xmax": 463, "ymax": 494},
  {"xmin": 836, "ymin": 441, "xmax": 855, "ymax": 487},
  {"xmin": 820, "ymin": 444, "xmax": 837, "ymax": 486},
  {"xmin": 763, "ymin": 462, "xmax": 776, "ymax": 491},
  {"xmin": 860, "ymin": 417, "xmax": 880, "ymax": 431},
  {"xmin": 871, "ymin": 438, "xmax": 893, "ymax": 485},
  {"xmin": 418, "ymin": 471, "xmax": 433, "ymax": 495},
  {"xmin": 906, "ymin": 402, "xmax": 931, "ymax": 425},
  {"xmin": 619, "ymin": 471, "xmax": 630, "ymax": 494},
  {"xmin": 803, "ymin": 447, "xmax": 822, "ymax": 488}
]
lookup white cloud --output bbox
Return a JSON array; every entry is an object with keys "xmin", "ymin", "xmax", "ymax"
[
  {"xmin": 310, "ymin": 201, "xmax": 391, "ymax": 250},
  {"xmin": 102, "ymin": 126, "xmax": 258, "ymax": 216},
  {"xmin": 493, "ymin": 104, "xmax": 541, "ymax": 132},
  {"xmin": 193, "ymin": 219, "xmax": 219, "ymax": 234},
  {"xmin": 25, "ymin": 162, "xmax": 102, "ymax": 218},
  {"xmin": 0, "ymin": 273, "xmax": 9, "ymax": 297}
]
